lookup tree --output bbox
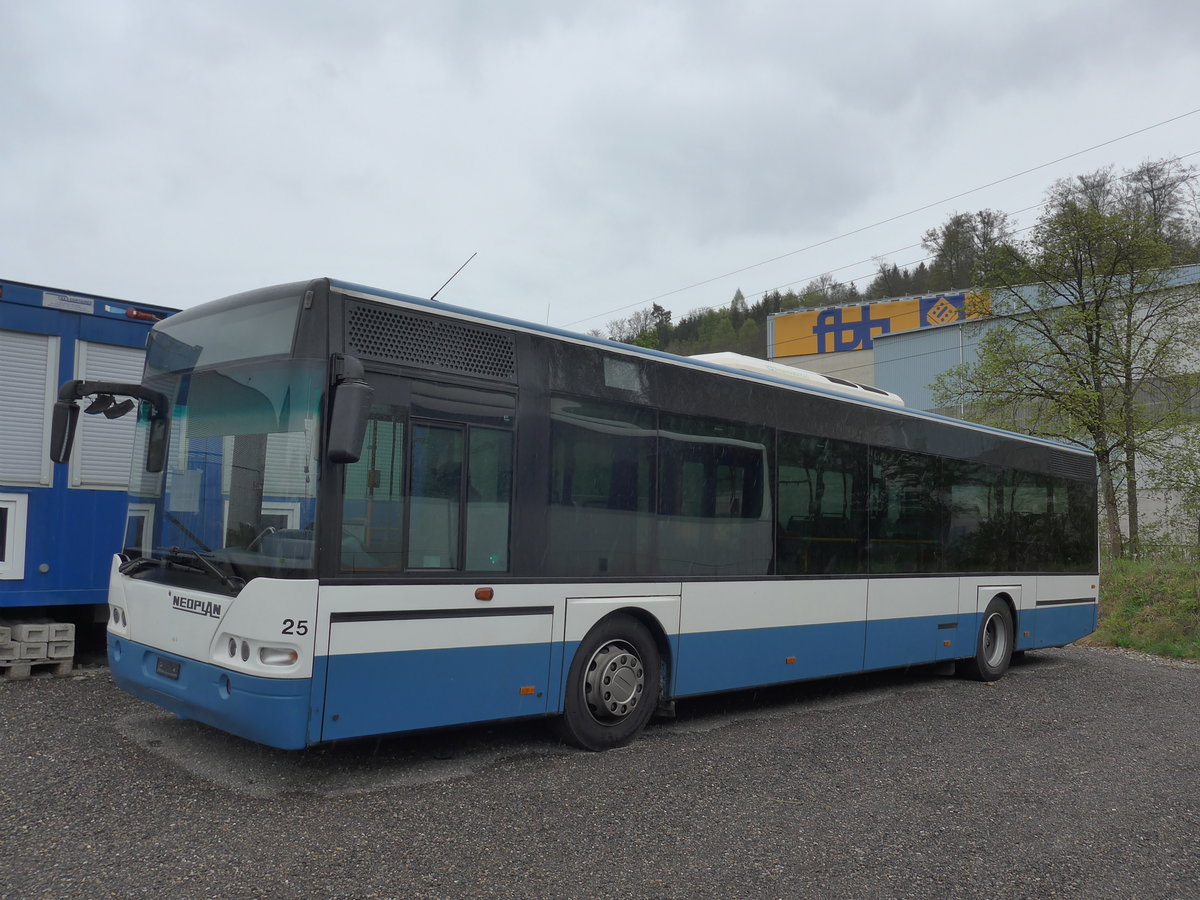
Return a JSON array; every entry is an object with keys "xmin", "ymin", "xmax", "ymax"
[
  {"xmin": 604, "ymin": 307, "xmax": 656, "ymax": 344},
  {"xmin": 1123, "ymin": 158, "xmax": 1200, "ymax": 264},
  {"xmin": 1145, "ymin": 419, "xmax": 1200, "ymax": 548},
  {"xmin": 932, "ymin": 162, "xmax": 1200, "ymax": 557},
  {"xmin": 798, "ymin": 274, "xmax": 855, "ymax": 308},
  {"xmin": 650, "ymin": 303, "xmax": 672, "ymax": 345},
  {"xmin": 737, "ymin": 318, "xmax": 762, "ymax": 356},
  {"xmin": 922, "ymin": 209, "xmax": 1014, "ymax": 291},
  {"xmin": 729, "ymin": 289, "xmax": 747, "ymax": 331},
  {"xmin": 863, "ymin": 261, "xmax": 907, "ymax": 300},
  {"xmin": 909, "ymin": 261, "xmax": 931, "ymax": 295}
]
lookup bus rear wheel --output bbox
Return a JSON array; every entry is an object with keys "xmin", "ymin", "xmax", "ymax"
[
  {"xmin": 958, "ymin": 597, "xmax": 1014, "ymax": 681},
  {"xmin": 555, "ymin": 615, "xmax": 660, "ymax": 751}
]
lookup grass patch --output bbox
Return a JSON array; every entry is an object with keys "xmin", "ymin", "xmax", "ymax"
[{"xmin": 1086, "ymin": 558, "xmax": 1200, "ymax": 660}]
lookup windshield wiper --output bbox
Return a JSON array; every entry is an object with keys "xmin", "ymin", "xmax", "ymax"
[
  {"xmin": 165, "ymin": 512, "xmax": 213, "ymax": 552},
  {"xmin": 160, "ymin": 546, "xmax": 245, "ymax": 594},
  {"xmin": 119, "ymin": 555, "xmax": 160, "ymax": 576}
]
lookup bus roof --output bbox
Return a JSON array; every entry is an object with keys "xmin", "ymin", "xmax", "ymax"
[{"xmin": 325, "ymin": 277, "xmax": 1092, "ymax": 459}]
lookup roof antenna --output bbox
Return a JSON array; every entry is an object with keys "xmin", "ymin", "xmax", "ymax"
[{"xmin": 430, "ymin": 252, "xmax": 477, "ymax": 302}]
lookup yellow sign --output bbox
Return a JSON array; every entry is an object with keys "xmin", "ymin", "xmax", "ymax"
[{"xmin": 771, "ymin": 292, "xmax": 990, "ymax": 357}]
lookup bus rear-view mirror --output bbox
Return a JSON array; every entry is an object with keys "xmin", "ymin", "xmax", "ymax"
[
  {"xmin": 50, "ymin": 400, "xmax": 81, "ymax": 464},
  {"xmin": 328, "ymin": 370, "xmax": 373, "ymax": 464}
]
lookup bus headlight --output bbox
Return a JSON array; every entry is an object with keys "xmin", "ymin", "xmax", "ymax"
[{"xmin": 215, "ymin": 633, "xmax": 300, "ymax": 669}]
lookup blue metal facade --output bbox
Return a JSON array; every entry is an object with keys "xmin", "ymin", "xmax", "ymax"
[
  {"xmin": 0, "ymin": 279, "xmax": 177, "ymax": 610},
  {"xmin": 874, "ymin": 318, "xmax": 989, "ymax": 412}
]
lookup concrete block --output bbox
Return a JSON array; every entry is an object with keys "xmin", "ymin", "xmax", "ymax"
[
  {"xmin": 0, "ymin": 641, "xmax": 18, "ymax": 662},
  {"xmin": 19, "ymin": 642, "xmax": 48, "ymax": 660},
  {"xmin": 32, "ymin": 618, "xmax": 76, "ymax": 641},
  {"xmin": 0, "ymin": 624, "xmax": 10, "ymax": 643},
  {"xmin": 46, "ymin": 641, "xmax": 74, "ymax": 659},
  {"xmin": 11, "ymin": 623, "xmax": 50, "ymax": 643}
]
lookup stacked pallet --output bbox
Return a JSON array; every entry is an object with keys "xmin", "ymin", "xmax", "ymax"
[{"xmin": 0, "ymin": 620, "xmax": 75, "ymax": 680}]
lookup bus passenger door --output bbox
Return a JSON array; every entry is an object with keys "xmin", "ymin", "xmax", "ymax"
[{"xmin": 320, "ymin": 372, "xmax": 546, "ymax": 741}]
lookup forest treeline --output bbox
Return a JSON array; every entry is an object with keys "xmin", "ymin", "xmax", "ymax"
[{"xmin": 599, "ymin": 158, "xmax": 1200, "ymax": 360}]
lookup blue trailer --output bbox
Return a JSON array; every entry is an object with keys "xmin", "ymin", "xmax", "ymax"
[{"xmin": 0, "ymin": 279, "xmax": 176, "ymax": 621}]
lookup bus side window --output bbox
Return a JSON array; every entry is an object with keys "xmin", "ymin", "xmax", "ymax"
[
  {"xmin": 407, "ymin": 424, "xmax": 465, "ymax": 569},
  {"xmin": 547, "ymin": 397, "xmax": 656, "ymax": 577},
  {"xmin": 340, "ymin": 405, "xmax": 405, "ymax": 572},
  {"xmin": 464, "ymin": 427, "xmax": 513, "ymax": 571},
  {"xmin": 869, "ymin": 448, "xmax": 943, "ymax": 574},
  {"xmin": 776, "ymin": 433, "xmax": 867, "ymax": 576},
  {"xmin": 405, "ymin": 422, "xmax": 515, "ymax": 573}
]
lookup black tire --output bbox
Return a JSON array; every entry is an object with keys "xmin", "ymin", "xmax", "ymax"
[
  {"xmin": 958, "ymin": 597, "xmax": 1014, "ymax": 682},
  {"xmin": 554, "ymin": 615, "xmax": 661, "ymax": 751}
]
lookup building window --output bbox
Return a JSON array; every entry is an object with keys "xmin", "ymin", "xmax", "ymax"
[
  {"xmin": 0, "ymin": 493, "xmax": 29, "ymax": 580},
  {"xmin": 124, "ymin": 503, "xmax": 154, "ymax": 557}
]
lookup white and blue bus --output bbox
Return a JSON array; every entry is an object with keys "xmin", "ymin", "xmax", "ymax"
[{"xmin": 50, "ymin": 279, "xmax": 1099, "ymax": 750}]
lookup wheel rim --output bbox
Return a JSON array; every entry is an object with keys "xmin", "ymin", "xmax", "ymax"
[
  {"xmin": 582, "ymin": 639, "xmax": 645, "ymax": 724},
  {"xmin": 982, "ymin": 611, "xmax": 1010, "ymax": 668}
]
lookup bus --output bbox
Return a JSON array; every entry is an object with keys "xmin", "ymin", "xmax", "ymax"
[{"xmin": 49, "ymin": 278, "xmax": 1099, "ymax": 751}]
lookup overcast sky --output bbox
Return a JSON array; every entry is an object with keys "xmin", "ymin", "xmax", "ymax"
[{"xmin": 2, "ymin": 1, "xmax": 1198, "ymax": 333}]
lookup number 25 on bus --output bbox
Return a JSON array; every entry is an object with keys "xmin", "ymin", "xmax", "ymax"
[{"xmin": 50, "ymin": 278, "xmax": 1099, "ymax": 751}]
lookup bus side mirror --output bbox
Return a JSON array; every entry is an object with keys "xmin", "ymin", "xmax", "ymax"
[
  {"xmin": 50, "ymin": 400, "xmax": 81, "ymax": 464},
  {"xmin": 51, "ymin": 380, "xmax": 172, "ymax": 469},
  {"xmin": 327, "ymin": 358, "xmax": 373, "ymax": 464}
]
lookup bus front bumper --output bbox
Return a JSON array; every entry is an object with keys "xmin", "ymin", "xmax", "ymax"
[{"xmin": 108, "ymin": 634, "xmax": 313, "ymax": 750}]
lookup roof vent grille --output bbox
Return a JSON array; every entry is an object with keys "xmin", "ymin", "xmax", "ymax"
[
  {"xmin": 346, "ymin": 301, "xmax": 516, "ymax": 381},
  {"xmin": 1049, "ymin": 450, "xmax": 1096, "ymax": 481}
]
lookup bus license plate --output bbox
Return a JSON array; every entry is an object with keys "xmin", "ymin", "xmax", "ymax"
[{"xmin": 155, "ymin": 657, "xmax": 181, "ymax": 680}]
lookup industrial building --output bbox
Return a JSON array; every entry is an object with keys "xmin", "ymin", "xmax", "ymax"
[{"xmin": 768, "ymin": 264, "xmax": 1200, "ymax": 414}]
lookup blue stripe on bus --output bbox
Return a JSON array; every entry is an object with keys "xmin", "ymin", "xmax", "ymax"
[
  {"xmin": 866, "ymin": 614, "xmax": 961, "ymax": 671},
  {"xmin": 320, "ymin": 642, "xmax": 555, "ymax": 742},
  {"xmin": 1025, "ymin": 601, "xmax": 1099, "ymax": 649},
  {"xmin": 673, "ymin": 621, "xmax": 868, "ymax": 696},
  {"xmin": 110, "ymin": 602, "xmax": 1097, "ymax": 749},
  {"xmin": 107, "ymin": 635, "xmax": 312, "ymax": 750}
]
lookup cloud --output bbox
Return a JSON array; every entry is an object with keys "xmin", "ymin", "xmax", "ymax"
[{"xmin": 2, "ymin": 0, "xmax": 1198, "ymax": 326}]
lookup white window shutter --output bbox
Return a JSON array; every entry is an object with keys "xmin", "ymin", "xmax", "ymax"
[
  {"xmin": 0, "ymin": 330, "xmax": 57, "ymax": 486},
  {"xmin": 73, "ymin": 342, "xmax": 146, "ymax": 487}
]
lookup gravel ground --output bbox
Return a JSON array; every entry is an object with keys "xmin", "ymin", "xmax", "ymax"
[{"xmin": 1, "ymin": 645, "xmax": 1197, "ymax": 900}]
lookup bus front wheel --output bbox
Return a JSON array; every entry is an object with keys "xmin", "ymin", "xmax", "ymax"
[
  {"xmin": 555, "ymin": 615, "xmax": 660, "ymax": 751},
  {"xmin": 958, "ymin": 597, "xmax": 1014, "ymax": 682}
]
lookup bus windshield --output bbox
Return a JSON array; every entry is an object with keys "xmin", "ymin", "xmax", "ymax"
[{"xmin": 122, "ymin": 356, "xmax": 324, "ymax": 590}]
